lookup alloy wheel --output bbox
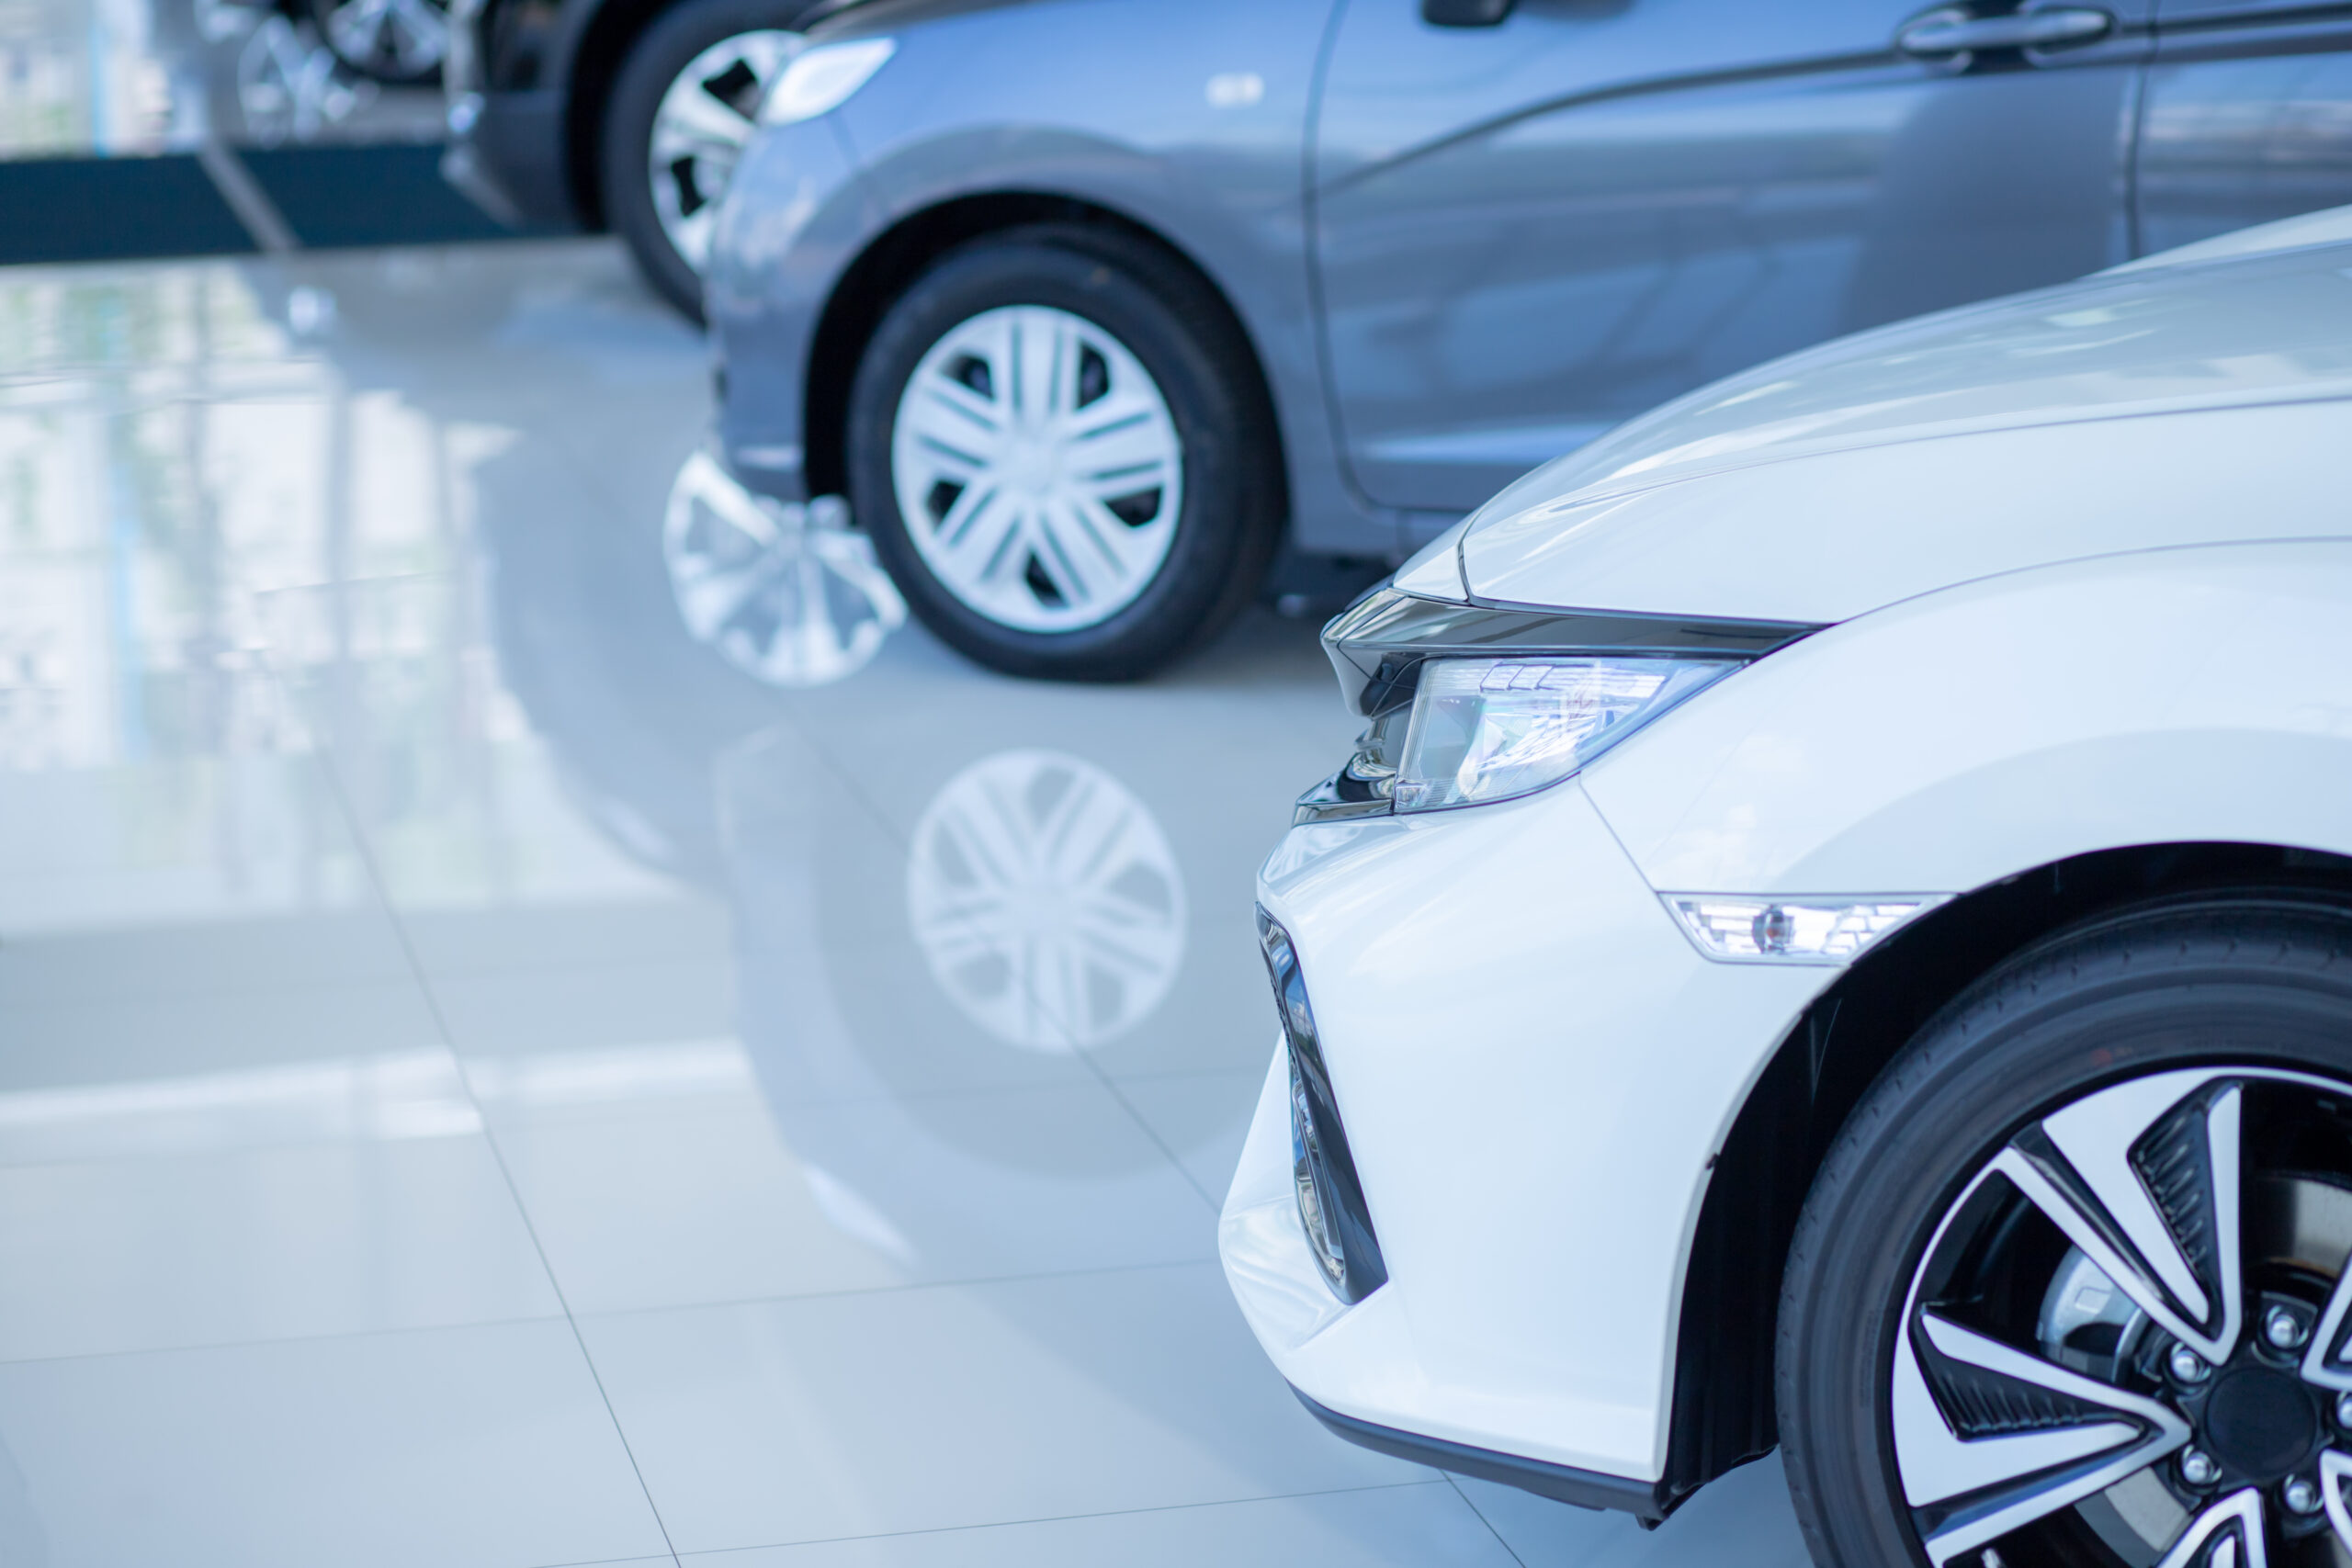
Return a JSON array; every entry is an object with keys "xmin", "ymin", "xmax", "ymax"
[
  {"xmin": 1894, "ymin": 1066, "xmax": 2352, "ymax": 1567},
  {"xmin": 889, "ymin": 304, "xmax": 1184, "ymax": 634},
  {"xmin": 317, "ymin": 0, "xmax": 448, "ymax": 80},
  {"xmin": 647, "ymin": 29, "xmax": 799, "ymax": 273}
]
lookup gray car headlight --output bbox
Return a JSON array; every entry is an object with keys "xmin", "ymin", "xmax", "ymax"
[
  {"xmin": 759, "ymin": 37, "xmax": 894, "ymax": 126},
  {"xmin": 1391, "ymin": 655, "xmax": 1737, "ymax": 812}
]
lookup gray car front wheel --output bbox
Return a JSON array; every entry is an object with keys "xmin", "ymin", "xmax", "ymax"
[
  {"xmin": 886, "ymin": 301, "xmax": 1186, "ymax": 637},
  {"xmin": 847, "ymin": 225, "xmax": 1281, "ymax": 682}
]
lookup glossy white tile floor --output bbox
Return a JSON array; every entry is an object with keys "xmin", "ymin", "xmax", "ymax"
[{"xmin": 0, "ymin": 240, "xmax": 1818, "ymax": 1567}]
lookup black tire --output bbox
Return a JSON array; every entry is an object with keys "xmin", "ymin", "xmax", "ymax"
[
  {"xmin": 1779, "ymin": 898, "xmax": 2352, "ymax": 1568},
  {"xmin": 846, "ymin": 224, "xmax": 1283, "ymax": 682},
  {"xmin": 310, "ymin": 0, "xmax": 449, "ymax": 85},
  {"xmin": 600, "ymin": 0, "xmax": 808, "ymax": 321}
]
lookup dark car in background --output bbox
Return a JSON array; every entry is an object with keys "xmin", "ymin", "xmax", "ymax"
[
  {"xmin": 704, "ymin": 0, "xmax": 2352, "ymax": 680},
  {"xmin": 440, "ymin": 0, "xmax": 822, "ymax": 314},
  {"xmin": 307, "ymin": 0, "xmax": 455, "ymax": 84}
]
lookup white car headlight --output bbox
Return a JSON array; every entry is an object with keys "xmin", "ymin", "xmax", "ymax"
[
  {"xmin": 1391, "ymin": 656, "xmax": 1736, "ymax": 812},
  {"xmin": 1294, "ymin": 586, "xmax": 1815, "ymax": 826},
  {"xmin": 759, "ymin": 37, "xmax": 895, "ymax": 126}
]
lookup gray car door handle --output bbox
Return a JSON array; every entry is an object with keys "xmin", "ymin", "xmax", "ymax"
[{"xmin": 1895, "ymin": 6, "xmax": 2112, "ymax": 58}]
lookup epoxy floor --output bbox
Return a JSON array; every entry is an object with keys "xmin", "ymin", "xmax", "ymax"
[{"xmin": 0, "ymin": 239, "xmax": 1815, "ymax": 1568}]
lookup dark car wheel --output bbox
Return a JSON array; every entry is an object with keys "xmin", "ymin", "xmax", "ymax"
[
  {"xmin": 846, "ymin": 225, "xmax": 1281, "ymax": 682},
  {"xmin": 311, "ymin": 0, "xmax": 449, "ymax": 84},
  {"xmin": 602, "ymin": 0, "xmax": 805, "ymax": 321},
  {"xmin": 1780, "ymin": 899, "xmax": 2352, "ymax": 1568}
]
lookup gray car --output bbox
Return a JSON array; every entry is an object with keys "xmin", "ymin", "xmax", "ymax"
[{"xmin": 707, "ymin": 0, "xmax": 2352, "ymax": 680}]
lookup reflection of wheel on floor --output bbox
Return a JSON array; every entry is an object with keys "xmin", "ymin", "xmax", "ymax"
[
  {"xmin": 848, "ymin": 225, "xmax": 1283, "ymax": 682},
  {"xmin": 602, "ymin": 0, "xmax": 806, "ymax": 321},
  {"xmin": 905, "ymin": 750, "xmax": 1186, "ymax": 1052},
  {"xmin": 662, "ymin": 449, "xmax": 904, "ymax": 688},
  {"xmin": 308, "ymin": 0, "xmax": 447, "ymax": 84},
  {"xmin": 1781, "ymin": 900, "xmax": 2352, "ymax": 1568}
]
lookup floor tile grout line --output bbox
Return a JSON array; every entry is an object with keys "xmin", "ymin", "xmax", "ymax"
[
  {"xmin": 270, "ymin": 651, "xmax": 1234, "ymax": 1525},
  {"xmin": 1, "ymin": 969, "xmax": 455, "ymax": 1010},
  {"xmin": 1079, "ymin": 1049, "xmax": 1223, "ymax": 1211},
  {"xmin": 0, "ymin": 1127, "xmax": 488, "ymax": 1179},
  {"xmin": 1442, "ymin": 1473, "xmax": 1531, "ymax": 1567},
  {"xmin": 739, "ymin": 705, "xmax": 1232, "ymax": 1215},
  {"xmin": 1090, "ymin": 1062, "xmax": 1274, "ymax": 1087},
  {"xmin": 464, "ymin": 1068, "xmax": 1198, "ymax": 1121},
  {"xmin": 0, "ymin": 1258, "xmax": 1228, "ymax": 1372},
  {"xmin": 0, "ymin": 1309, "xmax": 577, "ymax": 1371},
  {"xmin": 568, "ymin": 1256, "xmax": 1222, "ymax": 1325},
  {"xmin": 668, "ymin": 1478, "xmax": 1456, "ymax": 1557},
  {"xmin": 254, "ymin": 607, "xmax": 1284, "ymax": 1561},
  {"xmin": 296, "ymin": 705, "xmax": 687, "ymax": 1568}
]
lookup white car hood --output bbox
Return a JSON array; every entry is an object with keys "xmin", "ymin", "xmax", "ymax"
[{"xmin": 1453, "ymin": 207, "xmax": 2352, "ymax": 624}]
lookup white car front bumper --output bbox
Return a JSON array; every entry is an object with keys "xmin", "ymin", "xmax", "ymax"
[{"xmin": 1220, "ymin": 781, "xmax": 1831, "ymax": 1492}]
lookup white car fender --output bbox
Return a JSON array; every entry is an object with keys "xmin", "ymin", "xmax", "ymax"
[
  {"xmin": 1254, "ymin": 788, "xmax": 1824, "ymax": 1478},
  {"xmin": 1585, "ymin": 538, "xmax": 2352, "ymax": 897}
]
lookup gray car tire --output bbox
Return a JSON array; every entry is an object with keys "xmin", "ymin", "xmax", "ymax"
[{"xmin": 847, "ymin": 225, "xmax": 1283, "ymax": 682}]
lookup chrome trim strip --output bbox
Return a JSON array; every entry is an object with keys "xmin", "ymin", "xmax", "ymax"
[{"xmin": 1321, "ymin": 586, "xmax": 1819, "ymax": 717}]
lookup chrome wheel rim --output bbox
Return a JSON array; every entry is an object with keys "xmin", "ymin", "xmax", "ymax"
[
  {"xmin": 321, "ymin": 0, "xmax": 447, "ymax": 76},
  {"xmin": 890, "ymin": 304, "xmax": 1183, "ymax": 634},
  {"xmin": 649, "ymin": 29, "xmax": 799, "ymax": 273},
  {"xmin": 1893, "ymin": 1066, "xmax": 2352, "ymax": 1567},
  {"xmin": 905, "ymin": 750, "xmax": 1186, "ymax": 1052}
]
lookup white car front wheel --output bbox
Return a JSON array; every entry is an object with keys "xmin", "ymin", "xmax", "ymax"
[{"xmin": 1781, "ymin": 901, "xmax": 2352, "ymax": 1568}]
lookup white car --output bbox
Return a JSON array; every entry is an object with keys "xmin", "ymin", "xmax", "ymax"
[{"xmin": 1220, "ymin": 206, "xmax": 2352, "ymax": 1568}]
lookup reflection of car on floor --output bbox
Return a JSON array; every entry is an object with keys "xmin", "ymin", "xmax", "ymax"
[
  {"xmin": 707, "ymin": 0, "xmax": 2352, "ymax": 680},
  {"xmin": 458, "ymin": 440, "xmax": 1374, "ymax": 1535},
  {"xmin": 662, "ymin": 449, "xmax": 906, "ymax": 688},
  {"xmin": 440, "ymin": 0, "xmax": 818, "ymax": 317},
  {"xmin": 1223, "ymin": 207, "xmax": 2352, "ymax": 1568}
]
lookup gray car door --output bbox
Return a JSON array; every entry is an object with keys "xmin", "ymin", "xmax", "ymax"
[
  {"xmin": 1312, "ymin": 0, "xmax": 2154, "ymax": 519},
  {"xmin": 2140, "ymin": 1, "xmax": 2352, "ymax": 255}
]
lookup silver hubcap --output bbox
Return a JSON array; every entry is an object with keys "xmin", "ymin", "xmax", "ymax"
[
  {"xmin": 905, "ymin": 750, "xmax": 1186, "ymax": 1051},
  {"xmin": 891, "ymin": 305, "xmax": 1183, "ymax": 634},
  {"xmin": 649, "ymin": 30, "xmax": 799, "ymax": 273},
  {"xmin": 1892, "ymin": 1066, "xmax": 2352, "ymax": 1567},
  {"xmin": 322, "ymin": 0, "xmax": 447, "ymax": 74}
]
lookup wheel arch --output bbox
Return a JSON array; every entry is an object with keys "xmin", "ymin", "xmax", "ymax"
[
  {"xmin": 1660, "ymin": 839, "xmax": 2352, "ymax": 1506},
  {"xmin": 558, "ymin": 0, "xmax": 826, "ymax": 229},
  {"xmin": 558, "ymin": 0, "xmax": 675, "ymax": 227},
  {"xmin": 798, "ymin": 190, "xmax": 1291, "ymax": 527}
]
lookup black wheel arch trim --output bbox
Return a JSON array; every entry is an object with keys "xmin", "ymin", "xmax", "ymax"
[
  {"xmin": 1290, "ymin": 1384, "xmax": 1674, "ymax": 1522},
  {"xmin": 549, "ymin": 0, "xmax": 831, "ymax": 227},
  {"xmin": 1660, "ymin": 843, "xmax": 2352, "ymax": 1507},
  {"xmin": 802, "ymin": 193, "xmax": 1294, "ymax": 529}
]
